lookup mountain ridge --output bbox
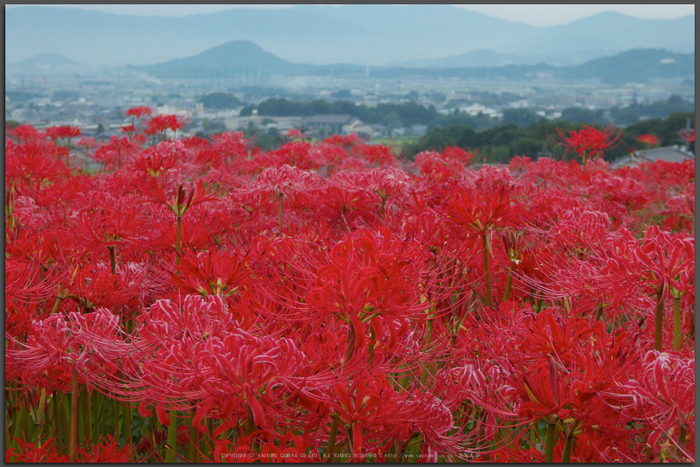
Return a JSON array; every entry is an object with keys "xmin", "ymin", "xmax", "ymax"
[
  {"xmin": 5, "ymin": 6, "xmax": 694, "ymax": 67},
  {"xmin": 130, "ymin": 41, "xmax": 693, "ymax": 86}
]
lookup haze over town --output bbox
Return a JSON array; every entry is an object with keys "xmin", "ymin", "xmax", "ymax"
[{"xmin": 5, "ymin": 4, "xmax": 695, "ymax": 155}]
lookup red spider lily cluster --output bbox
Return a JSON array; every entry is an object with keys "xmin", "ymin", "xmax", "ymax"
[
  {"xmin": 554, "ymin": 125, "xmax": 621, "ymax": 170},
  {"xmin": 637, "ymin": 134, "xmax": 661, "ymax": 148},
  {"xmin": 5, "ymin": 112, "xmax": 695, "ymax": 463}
]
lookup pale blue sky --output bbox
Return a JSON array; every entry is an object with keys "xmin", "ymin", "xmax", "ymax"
[{"xmin": 5, "ymin": 4, "xmax": 695, "ymax": 27}]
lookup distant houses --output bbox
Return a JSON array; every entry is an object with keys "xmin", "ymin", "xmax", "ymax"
[
  {"xmin": 224, "ymin": 113, "xmax": 375, "ymax": 139},
  {"xmin": 611, "ymin": 145, "xmax": 694, "ymax": 169},
  {"xmin": 300, "ymin": 114, "xmax": 373, "ymax": 139}
]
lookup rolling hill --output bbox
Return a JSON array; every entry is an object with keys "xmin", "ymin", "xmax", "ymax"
[{"xmin": 5, "ymin": 6, "xmax": 694, "ymax": 67}]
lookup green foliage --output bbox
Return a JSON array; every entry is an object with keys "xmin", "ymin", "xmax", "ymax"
[
  {"xmin": 558, "ymin": 108, "xmax": 608, "ymax": 125},
  {"xmin": 405, "ymin": 112, "xmax": 694, "ymax": 163},
  {"xmin": 608, "ymin": 97, "xmax": 694, "ymax": 125},
  {"xmin": 199, "ymin": 92, "xmax": 242, "ymax": 109},
  {"xmin": 502, "ymin": 109, "xmax": 544, "ymax": 127}
]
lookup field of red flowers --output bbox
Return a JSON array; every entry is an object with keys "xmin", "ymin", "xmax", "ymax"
[{"xmin": 5, "ymin": 110, "xmax": 695, "ymax": 463}]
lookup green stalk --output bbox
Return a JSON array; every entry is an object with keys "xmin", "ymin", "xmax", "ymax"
[
  {"xmin": 594, "ymin": 302, "xmax": 604, "ymax": 321},
  {"xmin": 368, "ymin": 326, "xmax": 376, "ymax": 364},
  {"xmin": 278, "ymin": 192, "xmax": 284, "ymax": 234},
  {"xmin": 51, "ymin": 296, "xmax": 65, "ymax": 314},
  {"xmin": 206, "ymin": 418, "xmax": 215, "ymax": 460},
  {"xmin": 544, "ymin": 422, "xmax": 556, "ymax": 463},
  {"xmin": 108, "ymin": 246, "xmax": 116, "ymax": 275},
  {"xmin": 678, "ymin": 422, "xmax": 687, "ymax": 460},
  {"xmin": 690, "ymin": 309, "xmax": 695, "ymax": 341},
  {"xmin": 503, "ymin": 266, "xmax": 513, "ymax": 302},
  {"xmin": 164, "ymin": 411, "xmax": 178, "ymax": 463},
  {"xmin": 673, "ymin": 295, "xmax": 682, "ymax": 350},
  {"xmin": 82, "ymin": 385, "xmax": 90, "ymax": 446},
  {"xmin": 482, "ymin": 233, "xmax": 492, "ymax": 308},
  {"xmin": 176, "ymin": 215, "xmax": 182, "ymax": 265},
  {"xmin": 91, "ymin": 391, "xmax": 103, "ymax": 445},
  {"xmin": 562, "ymin": 433, "xmax": 573, "ymax": 463},
  {"xmin": 13, "ymin": 395, "xmax": 28, "ymax": 440},
  {"xmin": 246, "ymin": 405, "xmax": 259, "ymax": 453},
  {"xmin": 123, "ymin": 400, "xmax": 132, "ymax": 445},
  {"xmin": 655, "ymin": 287, "xmax": 664, "ymax": 352},
  {"xmin": 50, "ymin": 390, "xmax": 60, "ymax": 445},
  {"xmin": 187, "ymin": 409, "xmax": 198, "ymax": 463},
  {"xmin": 69, "ymin": 367, "xmax": 79, "ymax": 462},
  {"xmin": 113, "ymin": 397, "xmax": 119, "ymax": 436},
  {"xmin": 326, "ymin": 417, "xmax": 339, "ymax": 461}
]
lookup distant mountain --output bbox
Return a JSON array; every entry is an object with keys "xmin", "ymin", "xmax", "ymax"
[
  {"xmin": 134, "ymin": 40, "xmax": 365, "ymax": 79},
  {"xmin": 564, "ymin": 48, "xmax": 695, "ymax": 84},
  {"xmin": 137, "ymin": 41, "xmax": 693, "ymax": 86},
  {"xmin": 11, "ymin": 52, "xmax": 80, "ymax": 66},
  {"xmin": 370, "ymin": 48, "xmax": 694, "ymax": 85},
  {"xmin": 389, "ymin": 49, "xmax": 533, "ymax": 68},
  {"xmin": 502, "ymin": 12, "xmax": 695, "ymax": 60},
  {"xmin": 137, "ymin": 40, "xmax": 304, "ymax": 78},
  {"xmin": 5, "ymin": 6, "xmax": 694, "ymax": 68}
]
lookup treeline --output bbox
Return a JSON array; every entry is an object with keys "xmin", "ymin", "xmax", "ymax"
[
  {"xmin": 239, "ymin": 98, "xmax": 494, "ymax": 130},
  {"xmin": 239, "ymin": 95, "xmax": 693, "ymax": 132},
  {"xmin": 403, "ymin": 112, "xmax": 695, "ymax": 164}
]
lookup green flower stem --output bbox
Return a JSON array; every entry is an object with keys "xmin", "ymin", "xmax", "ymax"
[
  {"xmin": 176, "ymin": 216, "xmax": 182, "ymax": 265},
  {"xmin": 278, "ymin": 192, "xmax": 284, "ymax": 234},
  {"xmin": 655, "ymin": 287, "xmax": 664, "ymax": 351},
  {"xmin": 503, "ymin": 266, "xmax": 513, "ymax": 302},
  {"xmin": 187, "ymin": 409, "xmax": 199, "ymax": 463},
  {"xmin": 326, "ymin": 417, "xmax": 339, "ymax": 461},
  {"xmin": 544, "ymin": 422, "xmax": 556, "ymax": 463},
  {"xmin": 50, "ymin": 390, "xmax": 61, "ymax": 448},
  {"xmin": 108, "ymin": 246, "xmax": 116, "ymax": 275},
  {"xmin": 673, "ymin": 295, "xmax": 682, "ymax": 350},
  {"xmin": 69, "ymin": 367, "xmax": 80, "ymax": 462},
  {"xmin": 82, "ymin": 385, "xmax": 90, "ymax": 447},
  {"xmin": 13, "ymin": 395, "xmax": 28, "ymax": 440},
  {"xmin": 123, "ymin": 400, "xmax": 132, "ymax": 445},
  {"xmin": 164, "ymin": 411, "xmax": 178, "ymax": 463},
  {"xmin": 482, "ymin": 233, "xmax": 492, "ymax": 308},
  {"xmin": 562, "ymin": 433, "xmax": 573, "ymax": 463}
]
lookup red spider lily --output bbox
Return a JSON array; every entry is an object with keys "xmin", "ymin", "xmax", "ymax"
[
  {"xmin": 358, "ymin": 144, "xmax": 396, "ymax": 168},
  {"xmin": 45, "ymin": 125, "xmax": 82, "ymax": 141},
  {"xmin": 76, "ymin": 435, "xmax": 137, "ymax": 462},
  {"xmin": 323, "ymin": 133, "xmax": 362, "ymax": 148},
  {"xmin": 6, "ymin": 139, "xmax": 71, "ymax": 191},
  {"xmin": 620, "ymin": 351, "xmax": 695, "ymax": 462},
  {"xmin": 148, "ymin": 179, "xmax": 217, "ymax": 218},
  {"xmin": 93, "ymin": 135, "xmax": 140, "ymax": 170},
  {"xmin": 145, "ymin": 114, "xmax": 186, "ymax": 142},
  {"xmin": 132, "ymin": 145, "xmax": 179, "ymax": 178},
  {"xmin": 637, "ymin": 133, "xmax": 661, "ymax": 147},
  {"xmin": 70, "ymin": 203, "xmax": 146, "ymax": 260},
  {"xmin": 677, "ymin": 128, "xmax": 694, "ymax": 144},
  {"xmin": 125, "ymin": 105, "xmax": 153, "ymax": 119},
  {"xmin": 554, "ymin": 125, "xmax": 620, "ymax": 168},
  {"xmin": 6, "ymin": 438, "xmax": 70, "ymax": 463},
  {"xmin": 286, "ymin": 128, "xmax": 304, "ymax": 140},
  {"xmin": 444, "ymin": 183, "xmax": 525, "ymax": 235},
  {"xmin": 414, "ymin": 150, "xmax": 465, "ymax": 182},
  {"xmin": 8, "ymin": 124, "xmax": 43, "ymax": 143},
  {"xmin": 255, "ymin": 164, "xmax": 321, "ymax": 198},
  {"xmin": 212, "ymin": 131, "xmax": 251, "ymax": 165},
  {"xmin": 3, "ymin": 123, "xmax": 695, "ymax": 463},
  {"xmin": 170, "ymin": 249, "xmax": 250, "ymax": 297}
]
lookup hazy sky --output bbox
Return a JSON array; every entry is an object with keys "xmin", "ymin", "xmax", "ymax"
[{"xmin": 6, "ymin": 4, "xmax": 695, "ymax": 27}]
